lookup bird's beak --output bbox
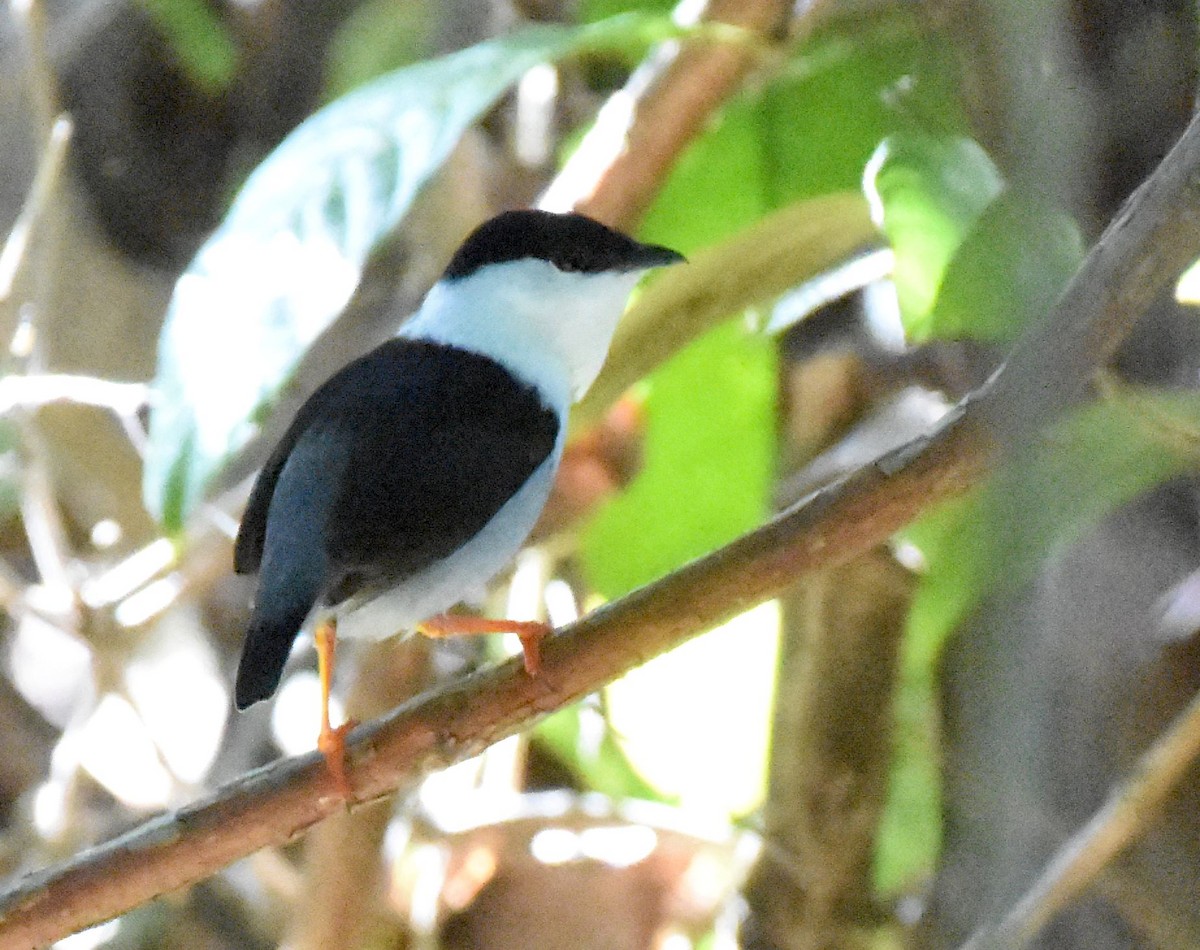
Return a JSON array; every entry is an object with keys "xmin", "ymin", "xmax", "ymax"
[{"xmin": 632, "ymin": 242, "xmax": 687, "ymax": 269}]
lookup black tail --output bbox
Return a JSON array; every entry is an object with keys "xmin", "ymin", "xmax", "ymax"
[
  {"xmin": 235, "ymin": 609, "xmax": 308, "ymax": 709},
  {"xmin": 235, "ymin": 520, "xmax": 328, "ymax": 708}
]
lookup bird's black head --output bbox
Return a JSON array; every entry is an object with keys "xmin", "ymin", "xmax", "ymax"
[{"xmin": 442, "ymin": 209, "xmax": 685, "ymax": 281}]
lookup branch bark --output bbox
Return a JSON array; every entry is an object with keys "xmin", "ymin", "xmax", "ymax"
[
  {"xmin": 7, "ymin": 28, "xmax": 1200, "ymax": 950},
  {"xmin": 744, "ymin": 349, "xmax": 916, "ymax": 950},
  {"xmin": 743, "ymin": 553, "xmax": 912, "ymax": 949},
  {"xmin": 958, "ymin": 683, "xmax": 1200, "ymax": 950}
]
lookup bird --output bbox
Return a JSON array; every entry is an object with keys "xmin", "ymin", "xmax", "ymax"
[{"xmin": 232, "ymin": 209, "xmax": 685, "ymax": 794}]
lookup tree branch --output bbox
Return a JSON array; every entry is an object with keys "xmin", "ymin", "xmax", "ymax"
[
  {"xmin": 0, "ymin": 404, "xmax": 987, "ymax": 950},
  {"xmin": 957, "ymin": 683, "xmax": 1200, "ymax": 950},
  {"xmin": 743, "ymin": 552, "xmax": 912, "ymax": 947},
  {"xmin": 541, "ymin": 0, "xmax": 793, "ymax": 225},
  {"xmin": 744, "ymin": 349, "xmax": 916, "ymax": 948},
  {"xmin": 7, "ymin": 25, "xmax": 1200, "ymax": 950}
]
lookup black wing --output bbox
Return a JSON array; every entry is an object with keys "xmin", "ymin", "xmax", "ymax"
[
  {"xmin": 320, "ymin": 342, "xmax": 559, "ymax": 594},
  {"xmin": 235, "ymin": 337, "xmax": 559, "ymax": 586},
  {"xmin": 234, "ymin": 368, "xmax": 345, "ymax": 576}
]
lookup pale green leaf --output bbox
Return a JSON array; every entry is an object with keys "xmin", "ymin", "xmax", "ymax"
[{"xmin": 144, "ymin": 15, "xmax": 672, "ymax": 530}]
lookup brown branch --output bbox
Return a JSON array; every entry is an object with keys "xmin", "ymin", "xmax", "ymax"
[
  {"xmin": 744, "ymin": 552, "xmax": 912, "ymax": 947},
  {"xmin": 0, "ymin": 404, "xmax": 988, "ymax": 950},
  {"xmin": 957, "ymin": 684, "xmax": 1200, "ymax": 950},
  {"xmin": 744, "ymin": 351, "xmax": 915, "ymax": 949},
  {"xmin": 7, "ymin": 26, "xmax": 1200, "ymax": 950},
  {"xmin": 544, "ymin": 0, "xmax": 793, "ymax": 227}
]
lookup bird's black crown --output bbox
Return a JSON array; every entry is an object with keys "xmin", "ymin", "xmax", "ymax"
[{"xmin": 442, "ymin": 209, "xmax": 684, "ymax": 281}]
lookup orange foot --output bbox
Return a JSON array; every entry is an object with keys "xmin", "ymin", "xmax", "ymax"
[{"xmin": 417, "ymin": 614, "xmax": 553, "ymax": 675}]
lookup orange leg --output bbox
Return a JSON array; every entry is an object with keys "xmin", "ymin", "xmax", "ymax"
[
  {"xmin": 315, "ymin": 618, "xmax": 354, "ymax": 799},
  {"xmin": 417, "ymin": 614, "xmax": 552, "ymax": 675}
]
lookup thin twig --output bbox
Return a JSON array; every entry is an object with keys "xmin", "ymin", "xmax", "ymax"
[
  {"xmin": 8, "ymin": 0, "xmax": 59, "ymax": 141},
  {"xmin": 0, "ymin": 116, "xmax": 79, "ymax": 620},
  {"xmin": 0, "ymin": 116, "xmax": 71, "ymax": 308},
  {"xmin": 957, "ymin": 686, "xmax": 1200, "ymax": 950},
  {"xmin": 0, "ymin": 374, "xmax": 148, "ymax": 417},
  {"xmin": 15, "ymin": 418, "xmax": 78, "ymax": 612}
]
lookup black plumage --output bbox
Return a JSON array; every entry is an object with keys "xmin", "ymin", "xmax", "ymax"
[
  {"xmin": 233, "ymin": 338, "xmax": 558, "ymax": 708},
  {"xmin": 442, "ymin": 209, "xmax": 682, "ymax": 280}
]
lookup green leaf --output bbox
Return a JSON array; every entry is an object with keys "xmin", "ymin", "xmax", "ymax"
[
  {"xmin": 878, "ymin": 390, "xmax": 1200, "ymax": 890},
  {"xmin": 138, "ymin": 0, "xmax": 239, "ymax": 93},
  {"xmin": 908, "ymin": 388, "xmax": 1200, "ymax": 671},
  {"xmin": 576, "ymin": 193, "xmax": 876, "ymax": 428},
  {"xmin": 143, "ymin": 14, "xmax": 671, "ymax": 530},
  {"xmin": 865, "ymin": 132, "xmax": 1084, "ymax": 344},
  {"xmin": 929, "ymin": 191, "xmax": 1084, "ymax": 342},
  {"xmin": 630, "ymin": 8, "xmax": 963, "ymax": 251},
  {"xmin": 864, "ymin": 133, "xmax": 1003, "ymax": 336},
  {"xmin": 580, "ymin": 320, "xmax": 776, "ymax": 598},
  {"xmin": 535, "ymin": 702, "xmax": 668, "ymax": 802},
  {"xmin": 761, "ymin": 16, "xmax": 966, "ymax": 205}
]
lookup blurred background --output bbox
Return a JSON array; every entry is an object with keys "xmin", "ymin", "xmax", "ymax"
[{"xmin": 1, "ymin": 0, "xmax": 1200, "ymax": 947}]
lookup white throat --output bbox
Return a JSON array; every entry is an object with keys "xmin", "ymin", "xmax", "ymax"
[{"xmin": 400, "ymin": 259, "xmax": 645, "ymax": 411}]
